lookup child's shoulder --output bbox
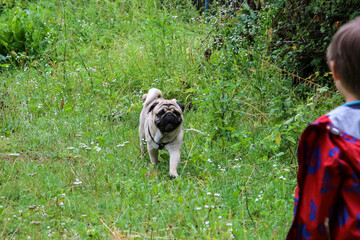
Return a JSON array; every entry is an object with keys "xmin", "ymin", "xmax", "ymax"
[{"xmin": 326, "ymin": 101, "xmax": 360, "ymax": 139}]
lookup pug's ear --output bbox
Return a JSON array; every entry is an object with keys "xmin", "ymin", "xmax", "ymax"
[
  {"xmin": 148, "ymin": 102, "xmax": 158, "ymax": 113},
  {"xmin": 177, "ymin": 101, "xmax": 185, "ymax": 112}
]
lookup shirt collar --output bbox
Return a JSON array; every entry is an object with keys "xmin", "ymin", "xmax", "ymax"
[{"xmin": 342, "ymin": 100, "xmax": 360, "ymax": 107}]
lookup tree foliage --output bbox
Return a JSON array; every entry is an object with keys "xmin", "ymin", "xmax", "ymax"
[{"xmin": 271, "ymin": 0, "xmax": 360, "ymax": 81}]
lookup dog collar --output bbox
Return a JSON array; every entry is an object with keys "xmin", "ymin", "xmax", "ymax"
[{"xmin": 147, "ymin": 126, "xmax": 175, "ymax": 150}]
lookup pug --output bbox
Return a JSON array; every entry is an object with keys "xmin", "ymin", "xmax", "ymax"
[{"xmin": 139, "ymin": 88, "xmax": 185, "ymax": 178}]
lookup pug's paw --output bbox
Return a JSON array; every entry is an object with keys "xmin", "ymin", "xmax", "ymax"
[{"xmin": 169, "ymin": 170, "xmax": 178, "ymax": 179}]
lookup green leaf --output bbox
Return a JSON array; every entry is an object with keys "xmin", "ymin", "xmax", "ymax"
[
  {"xmin": 0, "ymin": 54, "xmax": 8, "ymax": 61},
  {"xmin": 275, "ymin": 133, "xmax": 281, "ymax": 146},
  {"xmin": 225, "ymin": 126, "xmax": 235, "ymax": 132},
  {"xmin": 284, "ymin": 117, "xmax": 293, "ymax": 125},
  {"xmin": 11, "ymin": 17, "xmax": 25, "ymax": 42},
  {"xmin": 232, "ymin": 190, "xmax": 241, "ymax": 198},
  {"xmin": 116, "ymin": 181, "xmax": 121, "ymax": 191},
  {"xmin": 276, "ymin": 152, "xmax": 285, "ymax": 157},
  {"xmin": 285, "ymin": 136, "xmax": 296, "ymax": 144}
]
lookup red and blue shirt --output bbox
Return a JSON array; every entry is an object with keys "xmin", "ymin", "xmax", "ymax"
[{"xmin": 287, "ymin": 101, "xmax": 360, "ymax": 239}]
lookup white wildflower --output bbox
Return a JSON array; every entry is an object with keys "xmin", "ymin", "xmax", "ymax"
[
  {"xmin": 74, "ymin": 178, "xmax": 82, "ymax": 185},
  {"xmin": 116, "ymin": 141, "xmax": 129, "ymax": 147},
  {"xmin": 79, "ymin": 143, "xmax": 88, "ymax": 148},
  {"xmin": 8, "ymin": 153, "xmax": 20, "ymax": 156}
]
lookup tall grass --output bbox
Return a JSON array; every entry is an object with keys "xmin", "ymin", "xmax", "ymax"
[{"xmin": 0, "ymin": 0, "xmax": 341, "ymax": 239}]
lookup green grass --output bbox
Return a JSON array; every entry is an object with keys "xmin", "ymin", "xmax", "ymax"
[{"xmin": 0, "ymin": 0, "xmax": 340, "ymax": 239}]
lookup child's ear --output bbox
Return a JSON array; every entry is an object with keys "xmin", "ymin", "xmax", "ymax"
[{"xmin": 329, "ymin": 60, "xmax": 341, "ymax": 82}]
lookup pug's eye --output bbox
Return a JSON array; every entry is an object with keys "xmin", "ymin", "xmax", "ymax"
[
  {"xmin": 173, "ymin": 111, "xmax": 180, "ymax": 117},
  {"xmin": 157, "ymin": 110, "xmax": 165, "ymax": 116}
]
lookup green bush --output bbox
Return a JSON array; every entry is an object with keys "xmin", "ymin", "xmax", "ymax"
[
  {"xmin": 200, "ymin": 0, "xmax": 360, "ymax": 84},
  {"xmin": 271, "ymin": 0, "xmax": 360, "ymax": 81},
  {"xmin": 0, "ymin": 3, "xmax": 57, "ymax": 63},
  {"xmin": 185, "ymin": 1, "xmax": 346, "ymax": 164}
]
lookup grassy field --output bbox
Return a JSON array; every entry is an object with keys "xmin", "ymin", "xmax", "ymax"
[{"xmin": 0, "ymin": 0, "xmax": 340, "ymax": 239}]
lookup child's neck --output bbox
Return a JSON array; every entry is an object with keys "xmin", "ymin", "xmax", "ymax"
[
  {"xmin": 344, "ymin": 94, "xmax": 360, "ymax": 104},
  {"xmin": 338, "ymin": 82, "xmax": 360, "ymax": 103}
]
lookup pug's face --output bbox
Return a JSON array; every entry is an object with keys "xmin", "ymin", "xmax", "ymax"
[{"xmin": 149, "ymin": 100, "xmax": 184, "ymax": 133}]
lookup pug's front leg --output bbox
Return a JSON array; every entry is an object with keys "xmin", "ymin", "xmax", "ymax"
[
  {"xmin": 169, "ymin": 149, "xmax": 180, "ymax": 178},
  {"xmin": 147, "ymin": 145, "xmax": 159, "ymax": 165},
  {"xmin": 140, "ymin": 136, "xmax": 146, "ymax": 156},
  {"xmin": 139, "ymin": 124, "xmax": 146, "ymax": 156}
]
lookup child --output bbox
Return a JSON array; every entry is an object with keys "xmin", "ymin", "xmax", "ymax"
[{"xmin": 287, "ymin": 17, "xmax": 360, "ymax": 239}]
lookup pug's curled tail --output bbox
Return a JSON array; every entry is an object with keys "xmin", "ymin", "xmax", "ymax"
[{"xmin": 142, "ymin": 88, "xmax": 162, "ymax": 107}]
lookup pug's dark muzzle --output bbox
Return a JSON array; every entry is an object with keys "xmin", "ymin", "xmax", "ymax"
[{"xmin": 156, "ymin": 112, "xmax": 182, "ymax": 133}]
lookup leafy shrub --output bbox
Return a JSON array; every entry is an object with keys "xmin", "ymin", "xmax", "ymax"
[
  {"xmin": 199, "ymin": 0, "xmax": 360, "ymax": 85},
  {"xmin": 0, "ymin": 3, "xmax": 57, "ymax": 63},
  {"xmin": 185, "ymin": 1, "xmax": 346, "ymax": 164},
  {"xmin": 270, "ymin": 0, "xmax": 360, "ymax": 82}
]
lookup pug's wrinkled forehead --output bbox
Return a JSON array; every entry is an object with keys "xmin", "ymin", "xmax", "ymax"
[
  {"xmin": 158, "ymin": 100, "xmax": 181, "ymax": 111},
  {"xmin": 148, "ymin": 99, "xmax": 184, "ymax": 114}
]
